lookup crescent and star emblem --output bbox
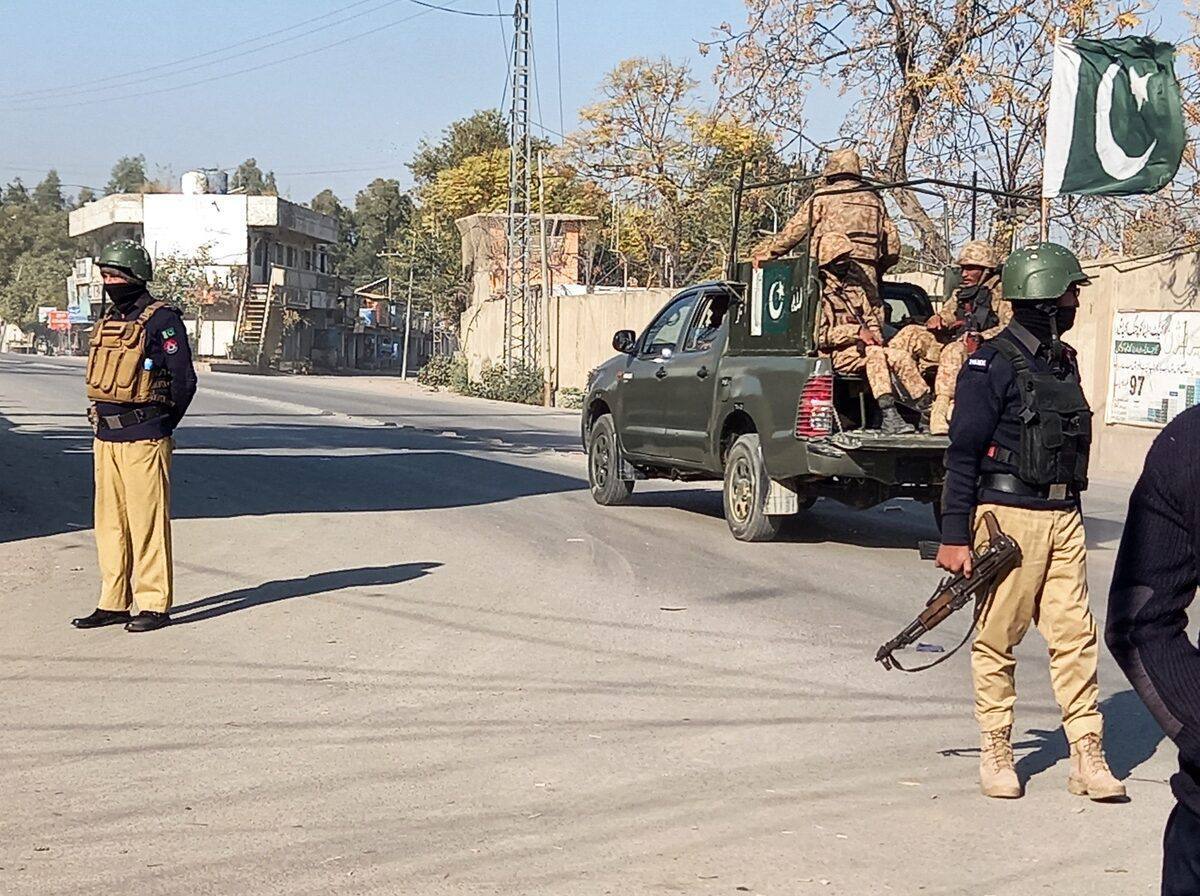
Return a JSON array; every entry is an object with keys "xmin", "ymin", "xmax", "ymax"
[
  {"xmin": 767, "ymin": 281, "xmax": 786, "ymax": 320},
  {"xmin": 1095, "ymin": 62, "xmax": 1157, "ymax": 181}
]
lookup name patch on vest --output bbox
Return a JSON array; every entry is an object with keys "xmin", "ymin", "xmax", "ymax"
[{"xmin": 967, "ymin": 357, "xmax": 989, "ymax": 370}]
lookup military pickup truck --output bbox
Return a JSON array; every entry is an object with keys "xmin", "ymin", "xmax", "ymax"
[{"xmin": 581, "ymin": 254, "xmax": 949, "ymax": 541}]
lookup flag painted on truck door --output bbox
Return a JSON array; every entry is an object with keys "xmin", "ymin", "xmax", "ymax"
[
  {"xmin": 1043, "ymin": 37, "xmax": 1184, "ymax": 198},
  {"xmin": 751, "ymin": 261, "xmax": 792, "ymax": 336}
]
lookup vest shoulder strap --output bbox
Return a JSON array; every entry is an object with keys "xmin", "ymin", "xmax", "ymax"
[
  {"xmin": 134, "ymin": 301, "xmax": 169, "ymax": 326},
  {"xmin": 990, "ymin": 336, "xmax": 1032, "ymax": 375}
]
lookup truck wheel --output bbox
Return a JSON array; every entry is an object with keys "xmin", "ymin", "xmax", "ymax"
[
  {"xmin": 589, "ymin": 414, "xmax": 634, "ymax": 506},
  {"xmin": 723, "ymin": 433, "xmax": 782, "ymax": 542}
]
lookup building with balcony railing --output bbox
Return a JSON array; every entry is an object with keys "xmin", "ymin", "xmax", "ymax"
[{"xmin": 67, "ymin": 172, "xmax": 364, "ymax": 365}]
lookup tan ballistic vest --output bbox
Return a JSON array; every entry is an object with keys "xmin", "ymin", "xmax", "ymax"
[
  {"xmin": 85, "ymin": 301, "xmax": 172, "ymax": 405},
  {"xmin": 811, "ymin": 190, "xmax": 890, "ymax": 265}
]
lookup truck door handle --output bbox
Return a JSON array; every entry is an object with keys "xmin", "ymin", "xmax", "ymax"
[
  {"xmin": 655, "ymin": 366, "xmax": 668, "ymax": 379},
  {"xmin": 696, "ymin": 366, "xmax": 709, "ymax": 379}
]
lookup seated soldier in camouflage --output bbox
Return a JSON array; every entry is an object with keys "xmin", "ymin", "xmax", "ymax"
[
  {"xmin": 817, "ymin": 234, "xmax": 930, "ymax": 435},
  {"xmin": 927, "ymin": 240, "xmax": 1011, "ymax": 434}
]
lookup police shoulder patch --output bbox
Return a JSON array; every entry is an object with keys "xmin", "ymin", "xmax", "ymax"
[
  {"xmin": 163, "ymin": 338, "xmax": 179, "ymax": 355},
  {"xmin": 161, "ymin": 326, "xmax": 176, "ymax": 338}
]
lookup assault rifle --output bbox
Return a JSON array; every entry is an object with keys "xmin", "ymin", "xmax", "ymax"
[{"xmin": 875, "ymin": 511, "xmax": 1021, "ymax": 672}]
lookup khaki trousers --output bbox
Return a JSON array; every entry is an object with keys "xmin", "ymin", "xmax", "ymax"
[
  {"xmin": 971, "ymin": 503, "xmax": 1103, "ymax": 743},
  {"xmin": 93, "ymin": 438, "xmax": 174, "ymax": 614}
]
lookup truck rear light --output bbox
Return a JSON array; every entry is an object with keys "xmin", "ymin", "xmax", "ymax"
[{"xmin": 795, "ymin": 374, "xmax": 834, "ymax": 438}]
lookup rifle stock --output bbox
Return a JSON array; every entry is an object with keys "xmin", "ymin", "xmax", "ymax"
[{"xmin": 876, "ymin": 512, "xmax": 1021, "ymax": 672}]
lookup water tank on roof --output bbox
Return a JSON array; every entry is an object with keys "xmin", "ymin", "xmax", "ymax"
[{"xmin": 181, "ymin": 171, "xmax": 208, "ymax": 194}]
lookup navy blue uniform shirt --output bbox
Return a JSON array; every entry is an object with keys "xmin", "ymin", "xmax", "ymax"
[
  {"xmin": 92, "ymin": 291, "xmax": 198, "ymax": 443},
  {"xmin": 941, "ymin": 321, "xmax": 1081, "ymax": 545},
  {"xmin": 1107, "ymin": 407, "xmax": 1200, "ymax": 816}
]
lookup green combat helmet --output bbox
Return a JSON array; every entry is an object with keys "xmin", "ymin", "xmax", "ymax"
[
  {"xmin": 97, "ymin": 239, "xmax": 153, "ymax": 283},
  {"xmin": 1001, "ymin": 242, "xmax": 1088, "ymax": 301}
]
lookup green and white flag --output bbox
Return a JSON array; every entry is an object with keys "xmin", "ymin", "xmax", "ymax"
[{"xmin": 1043, "ymin": 37, "xmax": 1185, "ymax": 198}]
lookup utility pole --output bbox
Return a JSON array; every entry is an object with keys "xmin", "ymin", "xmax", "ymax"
[
  {"xmin": 401, "ymin": 232, "xmax": 416, "ymax": 380},
  {"xmin": 504, "ymin": 0, "xmax": 534, "ymax": 368},
  {"xmin": 538, "ymin": 150, "xmax": 552, "ymax": 406}
]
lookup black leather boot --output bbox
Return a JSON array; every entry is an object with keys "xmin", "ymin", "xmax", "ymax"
[
  {"xmin": 72, "ymin": 608, "xmax": 131, "ymax": 629},
  {"xmin": 915, "ymin": 392, "xmax": 934, "ymax": 431},
  {"xmin": 878, "ymin": 396, "xmax": 915, "ymax": 435},
  {"xmin": 125, "ymin": 611, "xmax": 171, "ymax": 633}
]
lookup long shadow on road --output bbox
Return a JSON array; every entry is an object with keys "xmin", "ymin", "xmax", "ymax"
[
  {"xmin": 171, "ymin": 562, "xmax": 442, "ymax": 624},
  {"xmin": 0, "ymin": 412, "xmax": 585, "ymax": 545}
]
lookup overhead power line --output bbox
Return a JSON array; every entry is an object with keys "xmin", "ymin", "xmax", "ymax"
[
  {"xmin": 407, "ymin": 0, "xmax": 507, "ymax": 15},
  {"xmin": 0, "ymin": 1, "xmax": 467, "ymax": 113},
  {"xmin": 0, "ymin": 0, "xmax": 397, "ymax": 101}
]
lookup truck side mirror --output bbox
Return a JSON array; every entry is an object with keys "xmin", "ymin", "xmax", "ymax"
[{"xmin": 613, "ymin": 329, "xmax": 637, "ymax": 354}]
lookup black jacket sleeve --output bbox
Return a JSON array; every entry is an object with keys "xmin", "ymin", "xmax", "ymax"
[
  {"xmin": 1107, "ymin": 418, "xmax": 1200, "ymax": 766},
  {"xmin": 940, "ymin": 348, "xmax": 1008, "ymax": 545},
  {"xmin": 146, "ymin": 308, "xmax": 198, "ymax": 427}
]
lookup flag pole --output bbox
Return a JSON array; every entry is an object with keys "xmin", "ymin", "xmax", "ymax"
[{"xmin": 1040, "ymin": 28, "xmax": 1059, "ymax": 244}]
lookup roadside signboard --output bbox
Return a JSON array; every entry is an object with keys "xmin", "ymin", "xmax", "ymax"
[
  {"xmin": 47, "ymin": 310, "xmax": 70, "ymax": 332},
  {"xmin": 1107, "ymin": 309, "xmax": 1200, "ymax": 427}
]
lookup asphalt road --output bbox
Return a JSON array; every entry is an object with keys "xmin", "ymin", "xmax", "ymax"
[{"xmin": 0, "ymin": 354, "xmax": 1174, "ymax": 895}]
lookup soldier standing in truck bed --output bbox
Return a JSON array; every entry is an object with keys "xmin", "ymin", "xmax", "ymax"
[{"xmin": 752, "ymin": 148, "xmax": 900, "ymax": 305}]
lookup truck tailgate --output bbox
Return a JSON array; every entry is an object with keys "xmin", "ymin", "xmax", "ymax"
[{"xmin": 828, "ymin": 431, "xmax": 949, "ymax": 452}]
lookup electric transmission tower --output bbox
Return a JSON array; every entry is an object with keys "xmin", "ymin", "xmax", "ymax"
[{"xmin": 504, "ymin": 0, "xmax": 535, "ymax": 367}]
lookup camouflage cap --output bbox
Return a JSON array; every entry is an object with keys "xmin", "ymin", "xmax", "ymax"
[
  {"xmin": 823, "ymin": 148, "xmax": 862, "ymax": 181},
  {"xmin": 817, "ymin": 233, "xmax": 855, "ymax": 267},
  {"xmin": 957, "ymin": 239, "xmax": 999, "ymax": 270}
]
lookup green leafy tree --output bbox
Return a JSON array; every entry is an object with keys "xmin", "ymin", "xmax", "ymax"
[
  {"xmin": 231, "ymin": 158, "xmax": 278, "ymax": 196},
  {"xmin": 155, "ymin": 246, "xmax": 217, "ymax": 315},
  {"xmin": 32, "ymin": 170, "xmax": 65, "ymax": 212},
  {"xmin": 409, "ymin": 109, "xmax": 509, "ymax": 184},
  {"xmin": 0, "ymin": 197, "xmax": 74, "ymax": 327},
  {"xmin": 75, "ymin": 186, "xmax": 96, "ymax": 206},
  {"xmin": 344, "ymin": 179, "xmax": 414, "ymax": 283},
  {"xmin": 106, "ymin": 155, "xmax": 149, "ymax": 194},
  {"xmin": 3, "ymin": 179, "xmax": 30, "ymax": 205}
]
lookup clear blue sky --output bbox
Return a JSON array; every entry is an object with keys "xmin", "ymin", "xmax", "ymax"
[{"xmin": 0, "ymin": 0, "xmax": 746, "ymax": 203}]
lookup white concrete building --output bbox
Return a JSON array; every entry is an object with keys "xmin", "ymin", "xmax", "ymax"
[{"xmin": 68, "ymin": 177, "xmax": 347, "ymax": 360}]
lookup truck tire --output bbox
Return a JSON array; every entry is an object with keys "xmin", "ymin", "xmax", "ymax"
[
  {"xmin": 723, "ymin": 433, "xmax": 782, "ymax": 542},
  {"xmin": 588, "ymin": 414, "xmax": 634, "ymax": 506}
]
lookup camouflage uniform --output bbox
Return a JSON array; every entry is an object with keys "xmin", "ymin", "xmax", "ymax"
[
  {"xmin": 817, "ymin": 240, "xmax": 929, "ymax": 402},
  {"xmin": 890, "ymin": 323, "xmax": 943, "ymax": 375},
  {"xmin": 930, "ymin": 241, "xmax": 1011, "ymax": 434},
  {"xmin": 752, "ymin": 149, "xmax": 900, "ymax": 304}
]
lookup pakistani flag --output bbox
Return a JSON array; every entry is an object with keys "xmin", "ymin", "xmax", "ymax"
[{"xmin": 1043, "ymin": 37, "xmax": 1185, "ymax": 198}]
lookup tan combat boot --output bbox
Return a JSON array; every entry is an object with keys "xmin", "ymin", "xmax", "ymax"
[
  {"xmin": 979, "ymin": 726, "xmax": 1022, "ymax": 799},
  {"xmin": 1068, "ymin": 733, "xmax": 1127, "ymax": 801}
]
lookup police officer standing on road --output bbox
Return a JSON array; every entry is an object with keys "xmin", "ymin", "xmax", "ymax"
[
  {"xmin": 936, "ymin": 242, "xmax": 1125, "ymax": 801},
  {"xmin": 71, "ymin": 240, "xmax": 197, "ymax": 633}
]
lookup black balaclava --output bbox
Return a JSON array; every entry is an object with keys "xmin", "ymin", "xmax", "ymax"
[
  {"xmin": 1012, "ymin": 301, "xmax": 1058, "ymax": 347},
  {"xmin": 102, "ymin": 276, "xmax": 145, "ymax": 314}
]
